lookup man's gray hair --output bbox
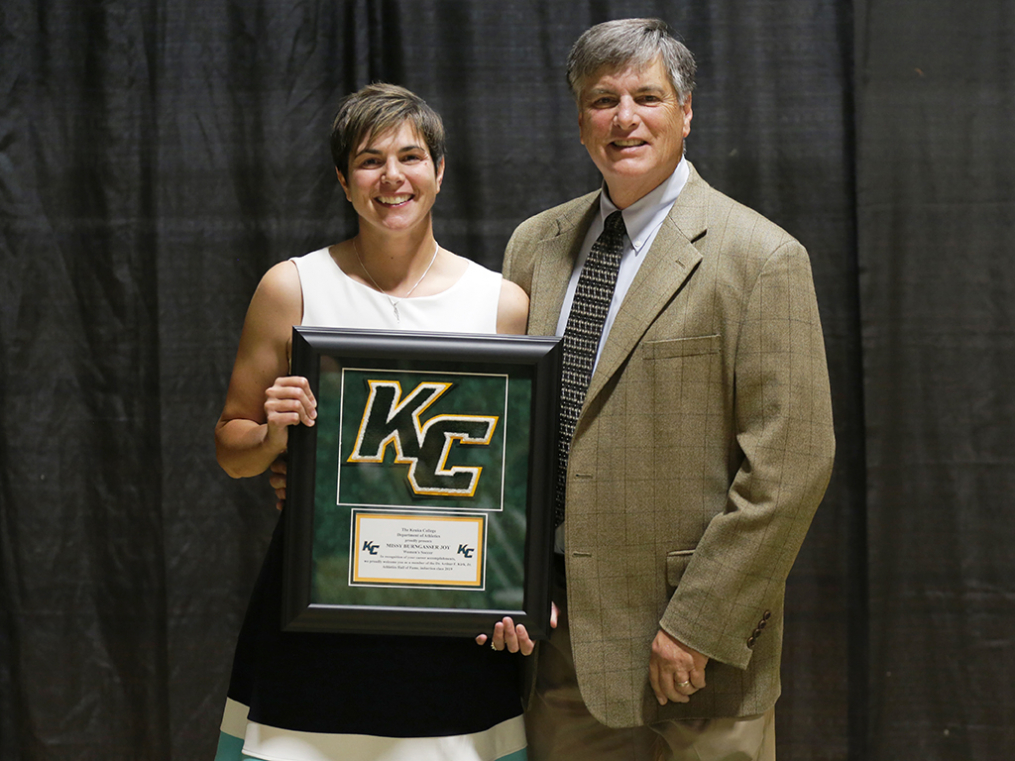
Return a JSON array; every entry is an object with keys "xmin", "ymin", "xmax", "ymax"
[{"xmin": 566, "ymin": 18, "xmax": 697, "ymax": 105}]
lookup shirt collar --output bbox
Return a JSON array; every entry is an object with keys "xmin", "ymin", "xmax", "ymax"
[{"xmin": 599, "ymin": 157, "xmax": 690, "ymax": 254}]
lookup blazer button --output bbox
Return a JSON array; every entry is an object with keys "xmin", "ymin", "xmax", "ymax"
[
  {"xmin": 753, "ymin": 628, "xmax": 762, "ymax": 639},
  {"xmin": 758, "ymin": 620, "xmax": 767, "ymax": 630},
  {"xmin": 747, "ymin": 636, "xmax": 755, "ymax": 648},
  {"xmin": 763, "ymin": 610, "xmax": 772, "ymax": 621}
]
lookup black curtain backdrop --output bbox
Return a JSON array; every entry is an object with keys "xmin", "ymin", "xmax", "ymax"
[
  {"xmin": 856, "ymin": 1, "xmax": 1015, "ymax": 757},
  {"xmin": 0, "ymin": 1, "xmax": 1010, "ymax": 759}
]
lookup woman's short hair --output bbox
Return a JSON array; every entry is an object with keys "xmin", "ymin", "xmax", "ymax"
[
  {"xmin": 330, "ymin": 83, "xmax": 446, "ymax": 177},
  {"xmin": 566, "ymin": 18, "xmax": 697, "ymax": 105}
]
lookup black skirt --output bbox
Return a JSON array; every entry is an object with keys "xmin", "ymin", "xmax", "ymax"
[{"xmin": 226, "ymin": 515, "xmax": 524, "ymax": 737}]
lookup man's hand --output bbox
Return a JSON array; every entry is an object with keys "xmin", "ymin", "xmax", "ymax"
[
  {"xmin": 269, "ymin": 456, "xmax": 287, "ymax": 511},
  {"xmin": 649, "ymin": 629, "xmax": 709, "ymax": 705}
]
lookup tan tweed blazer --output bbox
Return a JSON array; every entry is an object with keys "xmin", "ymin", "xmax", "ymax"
[{"xmin": 503, "ymin": 163, "xmax": 835, "ymax": 727}]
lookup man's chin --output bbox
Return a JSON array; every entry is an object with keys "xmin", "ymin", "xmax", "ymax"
[
  {"xmin": 601, "ymin": 162, "xmax": 660, "ymax": 185},
  {"xmin": 599, "ymin": 148, "xmax": 658, "ymax": 170}
]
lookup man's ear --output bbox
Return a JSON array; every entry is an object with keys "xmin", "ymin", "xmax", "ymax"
[{"xmin": 336, "ymin": 167, "xmax": 351, "ymax": 201}]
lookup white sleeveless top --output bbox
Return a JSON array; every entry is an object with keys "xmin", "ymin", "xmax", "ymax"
[{"xmin": 291, "ymin": 247, "xmax": 502, "ymax": 333}]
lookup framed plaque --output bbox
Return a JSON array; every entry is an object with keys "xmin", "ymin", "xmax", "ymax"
[{"xmin": 281, "ymin": 326, "xmax": 561, "ymax": 639}]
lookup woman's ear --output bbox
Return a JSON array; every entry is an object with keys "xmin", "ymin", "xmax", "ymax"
[
  {"xmin": 435, "ymin": 157, "xmax": 445, "ymax": 193},
  {"xmin": 336, "ymin": 167, "xmax": 351, "ymax": 201}
]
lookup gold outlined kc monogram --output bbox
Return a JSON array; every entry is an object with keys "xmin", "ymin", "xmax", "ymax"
[{"xmin": 347, "ymin": 380, "xmax": 499, "ymax": 497}]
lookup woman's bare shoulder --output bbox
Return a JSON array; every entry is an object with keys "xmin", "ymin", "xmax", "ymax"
[
  {"xmin": 254, "ymin": 259, "xmax": 301, "ymax": 304},
  {"xmin": 496, "ymin": 278, "xmax": 529, "ymax": 335}
]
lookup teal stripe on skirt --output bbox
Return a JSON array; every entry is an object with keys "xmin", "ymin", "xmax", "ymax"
[{"xmin": 214, "ymin": 731, "xmax": 254, "ymax": 761}]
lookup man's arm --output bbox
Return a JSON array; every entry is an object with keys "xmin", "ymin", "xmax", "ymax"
[
  {"xmin": 501, "ymin": 223, "xmax": 536, "ymax": 297},
  {"xmin": 656, "ymin": 240, "xmax": 835, "ymax": 676}
]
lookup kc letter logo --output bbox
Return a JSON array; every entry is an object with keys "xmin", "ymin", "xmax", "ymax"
[{"xmin": 347, "ymin": 380, "xmax": 499, "ymax": 498}]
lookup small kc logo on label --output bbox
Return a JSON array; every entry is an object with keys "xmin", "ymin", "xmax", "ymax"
[
  {"xmin": 362, "ymin": 541, "xmax": 379, "ymax": 555},
  {"xmin": 347, "ymin": 380, "xmax": 500, "ymax": 498},
  {"xmin": 457, "ymin": 544, "xmax": 475, "ymax": 558}
]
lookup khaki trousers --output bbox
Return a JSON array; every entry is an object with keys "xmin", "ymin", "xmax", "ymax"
[{"xmin": 526, "ymin": 571, "xmax": 775, "ymax": 761}]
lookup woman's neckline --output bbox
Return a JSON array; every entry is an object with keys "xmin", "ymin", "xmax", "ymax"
[{"xmin": 325, "ymin": 244, "xmax": 473, "ymax": 302}]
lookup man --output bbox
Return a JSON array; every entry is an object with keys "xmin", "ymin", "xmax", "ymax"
[{"xmin": 502, "ymin": 18, "xmax": 835, "ymax": 760}]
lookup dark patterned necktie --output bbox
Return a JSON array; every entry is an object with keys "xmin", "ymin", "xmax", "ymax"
[{"xmin": 555, "ymin": 210, "xmax": 627, "ymax": 527}]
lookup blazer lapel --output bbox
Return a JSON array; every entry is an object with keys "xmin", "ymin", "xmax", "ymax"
[
  {"xmin": 528, "ymin": 199, "xmax": 599, "ymax": 336},
  {"xmin": 583, "ymin": 171, "xmax": 709, "ymax": 409}
]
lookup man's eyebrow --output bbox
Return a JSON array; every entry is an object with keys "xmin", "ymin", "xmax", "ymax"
[
  {"xmin": 630, "ymin": 83, "xmax": 669, "ymax": 95},
  {"xmin": 585, "ymin": 83, "xmax": 668, "ymax": 97}
]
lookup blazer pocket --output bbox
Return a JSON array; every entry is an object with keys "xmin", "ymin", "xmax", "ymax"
[
  {"xmin": 644, "ymin": 334, "xmax": 721, "ymax": 360},
  {"xmin": 665, "ymin": 549, "xmax": 695, "ymax": 592}
]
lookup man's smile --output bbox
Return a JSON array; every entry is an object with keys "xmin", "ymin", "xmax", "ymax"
[{"xmin": 611, "ymin": 138, "xmax": 647, "ymax": 148}]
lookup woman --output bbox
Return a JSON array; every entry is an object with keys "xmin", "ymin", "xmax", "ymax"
[{"xmin": 214, "ymin": 84, "xmax": 536, "ymax": 761}]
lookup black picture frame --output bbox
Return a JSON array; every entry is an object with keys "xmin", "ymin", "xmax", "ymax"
[{"xmin": 282, "ymin": 326, "xmax": 561, "ymax": 639}]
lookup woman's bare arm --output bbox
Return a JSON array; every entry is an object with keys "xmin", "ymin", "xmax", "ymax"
[{"xmin": 214, "ymin": 261, "xmax": 316, "ymax": 478}]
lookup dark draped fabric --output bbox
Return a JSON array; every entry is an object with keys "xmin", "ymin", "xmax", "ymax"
[
  {"xmin": 0, "ymin": 1, "xmax": 1010, "ymax": 759},
  {"xmin": 857, "ymin": 1, "xmax": 1015, "ymax": 757}
]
